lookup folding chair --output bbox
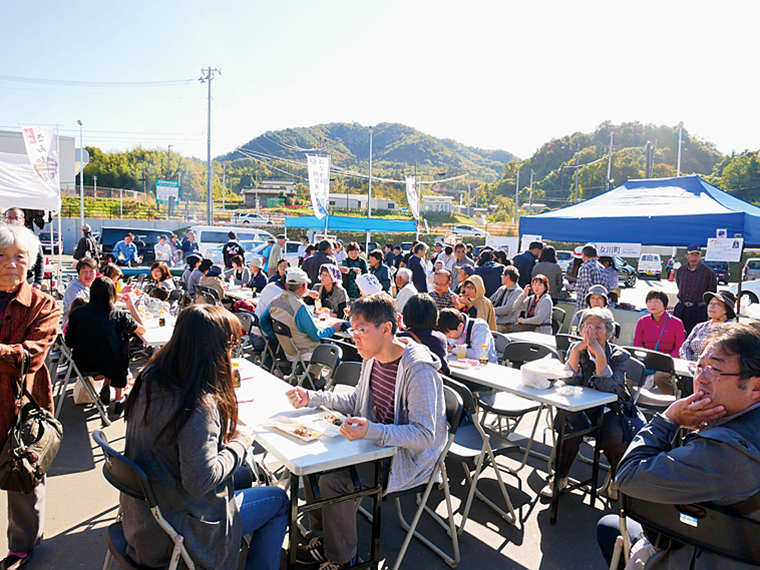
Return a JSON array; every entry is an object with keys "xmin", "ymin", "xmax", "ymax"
[
  {"xmin": 491, "ymin": 331, "xmax": 511, "ymax": 365},
  {"xmin": 327, "ymin": 338, "xmax": 361, "ymax": 362},
  {"xmin": 361, "ymin": 385, "xmax": 464, "ymax": 570},
  {"xmin": 54, "ymin": 342, "xmax": 111, "ymax": 426},
  {"xmin": 197, "ymin": 285, "xmax": 221, "ymax": 306},
  {"xmin": 270, "ymin": 319, "xmax": 309, "ymax": 384},
  {"xmin": 233, "ymin": 310, "xmax": 254, "ymax": 358},
  {"xmin": 551, "ymin": 306, "xmax": 567, "ymax": 335},
  {"xmin": 300, "ymin": 343, "xmax": 342, "ymax": 390},
  {"xmin": 249, "ymin": 312, "xmax": 278, "ymax": 370},
  {"xmin": 622, "ymin": 346, "xmax": 678, "ymax": 413},
  {"xmin": 443, "ymin": 377, "xmax": 518, "ymax": 532},
  {"xmin": 555, "ymin": 333, "xmax": 581, "ymax": 362},
  {"xmin": 329, "ymin": 361, "xmax": 361, "ymax": 394},
  {"xmin": 618, "ymin": 491, "xmax": 760, "ymax": 567},
  {"xmin": 501, "ymin": 341, "xmax": 560, "ymax": 369},
  {"xmin": 92, "ymin": 430, "xmax": 196, "ymax": 570}
]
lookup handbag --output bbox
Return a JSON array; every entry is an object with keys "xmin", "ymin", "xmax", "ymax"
[
  {"xmin": 613, "ymin": 400, "xmax": 646, "ymax": 445},
  {"xmin": 0, "ymin": 349, "xmax": 63, "ymax": 493}
]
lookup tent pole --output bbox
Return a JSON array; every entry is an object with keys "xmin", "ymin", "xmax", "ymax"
[{"xmin": 55, "ymin": 126, "xmax": 62, "ymax": 294}]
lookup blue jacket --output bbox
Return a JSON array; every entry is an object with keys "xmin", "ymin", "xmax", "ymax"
[
  {"xmin": 407, "ymin": 254, "xmax": 428, "ymax": 293},
  {"xmin": 475, "ymin": 262, "xmax": 503, "ymax": 297},
  {"xmin": 370, "ymin": 263, "xmax": 392, "ymax": 292},
  {"xmin": 512, "ymin": 251, "xmax": 537, "ymax": 288}
]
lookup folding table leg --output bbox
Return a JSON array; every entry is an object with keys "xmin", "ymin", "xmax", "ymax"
[
  {"xmin": 549, "ymin": 410, "xmax": 567, "ymax": 525},
  {"xmin": 288, "ymin": 474, "xmax": 300, "ymax": 570}
]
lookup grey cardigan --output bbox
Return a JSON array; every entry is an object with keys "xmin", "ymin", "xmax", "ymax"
[
  {"xmin": 307, "ymin": 340, "xmax": 447, "ymax": 494},
  {"xmin": 121, "ymin": 384, "xmax": 248, "ymax": 570},
  {"xmin": 513, "ymin": 291, "xmax": 553, "ymax": 334},
  {"xmin": 491, "ymin": 284, "xmax": 522, "ymax": 326}
]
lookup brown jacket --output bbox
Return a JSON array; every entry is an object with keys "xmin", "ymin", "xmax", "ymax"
[{"xmin": 0, "ymin": 282, "xmax": 60, "ymax": 449}]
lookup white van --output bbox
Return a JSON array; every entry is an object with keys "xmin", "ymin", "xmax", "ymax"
[
  {"xmin": 638, "ymin": 253, "xmax": 662, "ymax": 279},
  {"xmin": 191, "ymin": 225, "xmax": 275, "ymax": 257}
]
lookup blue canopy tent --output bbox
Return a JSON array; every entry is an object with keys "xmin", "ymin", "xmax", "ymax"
[
  {"xmin": 285, "ymin": 215, "xmax": 417, "ymax": 233},
  {"xmin": 519, "ymin": 176, "xmax": 760, "ymax": 247}
]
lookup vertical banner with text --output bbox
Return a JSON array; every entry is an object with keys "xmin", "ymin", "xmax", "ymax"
[
  {"xmin": 21, "ymin": 126, "xmax": 60, "ymax": 204},
  {"xmin": 406, "ymin": 176, "xmax": 419, "ymax": 219},
  {"xmin": 307, "ymin": 155, "xmax": 330, "ymax": 220}
]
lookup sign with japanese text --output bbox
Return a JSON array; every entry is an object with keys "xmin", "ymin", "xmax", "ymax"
[
  {"xmin": 592, "ymin": 242, "xmax": 642, "ymax": 258},
  {"xmin": 406, "ymin": 176, "xmax": 420, "ymax": 220},
  {"xmin": 307, "ymin": 155, "xmax": 330, "ymax": 220},
  {"xmin": 706, "ymin": 237, "xmax": 743, "ymax": 262},
  {"xmin": 156, "ymin": 179, "xmax": 179, "ymax": 203},
  {"xmin": 21, "ymin": 126, "xmax": 59, "ymax": 196}
]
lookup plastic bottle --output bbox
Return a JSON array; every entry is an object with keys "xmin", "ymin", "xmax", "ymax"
[
  {"xmin": 232, "ymin": 361, "xmax": 242, "ymax": 388},
  {"xmin": 480, "ymin": 344, "xmax": 489, "ymax": 366}
]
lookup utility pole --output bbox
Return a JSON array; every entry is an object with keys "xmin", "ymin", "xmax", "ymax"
[
  {"xmin": 676, "ymin": 122, "xmax": 684, "ymax": 177},
  {"xmin": 529, "ymin": 169, "xmax": 535, "ymax": 214},
  {"xmin": 222, "ymin": 161, "xmax": 227, "ymax": 210},
  {"xmin": 77, "ymin": 120, "xmax": 84, "ymax": 226},
  {"xmin": 366, "ymin": 126, "xmax": 373, "ymax": 247},
  {"xmin": 200, "ymin": 67, "xmax": 221, "ymax": 225},
  {"xmin": 606, "ymin": 130, "xmax": 614, "ymax": 191},
  {"xmin": 574, "ymin": 144, "xmax": 580, "ymax": 203},
  {"xmin": 513, "ymin": 170, "xmax": 520, "ymax": 224}
]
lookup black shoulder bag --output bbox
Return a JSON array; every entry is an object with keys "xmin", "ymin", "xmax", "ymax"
[{"xmin": 0, "ymin": 349, "xmax": 63, "ymax": 493}]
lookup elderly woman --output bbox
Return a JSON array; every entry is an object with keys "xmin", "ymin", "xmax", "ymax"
[
  {"xmin": 541, "ymin": 308, "xmax": 631, "ymax": 501},
  {"xmin": 512, "ymin": 274, "xmax": 553, "ymax": 334},
  {"xmin": 0, "ymin": 223, "xmax": 60, "ymax": 569},
  {"xmin": 679, "ymin": 290, "xmax": 736, "ymax": 361},
  {"xmin": 246, "ymin": 257, "xmax": 268, "ymax": 293},
  {"xmin": 308, "ymin": 264, "xmax": 348, "ymax": 318},
  {"xmin": 63, "ymin": 257, "xmax": 97, "ymax": 321}
]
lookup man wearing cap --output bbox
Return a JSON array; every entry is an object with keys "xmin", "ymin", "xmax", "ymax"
[
  {"xmin": 675, "ymin": 244, "xmax": 718, "ymax": 335},
  {"xmin": 154, "ymin": 234, "xmax": 172, "ymax": 263},
  {"xmin": 222, "ymin": 231, "xmax": 245, "ymax": 269},
  {"xmin": 73, "ymin": 222, "xmax": 100, "ymax": 263},
  {"xmin": 260, "ymin": 268, "xmax": 346, "ymax": 362},
  {"xmin": 302, "ymin": 239, "xmax": 338, "ymax": 285},
  {"xmin": 266, "ymin": 234, "xmax": 287, "ymax": 277},
  {"xmin": 454, "ymin": 264, "xmax": 475, "ymax": 295},
  {"xmin": 513, "ymin": 241, "xmax": 544, "ymax": 288},
  {"xmin": 575, "ymin": 244, "xmax": 610, "ymax": 311},
  {"xmin": 680, "ymin": 290, "xmax": 737, "ymax": 361}
]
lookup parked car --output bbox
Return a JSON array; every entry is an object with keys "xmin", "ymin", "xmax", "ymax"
[
  {"xmin": 208, "ymin": 240, "xmax": 300, "ymax": 268},
  {"xmin": 743, "ymin": 258, "xmax": 760, "ymax": 281},
  {"xmin": 399, "ymin": 242, "xmax": 413, "ymax": 253},
  {"xmin": 613, "ymin": 256, "xmax": 637, "ymax": 288},
  {"xmin": 704, "ymin": 260, "xmax": 729, "ymax": 285},
  {"xmin": 230, "ymin": 212, "xmax": 274, "ymax": 226},
  {"xmin": 191, "ymin": 225, "xmax": 274, "ymax": 257},
  {"xmin": 637, "ymin": 253, "xmax": 662, "ymax": 279},
  {"xmin": 557, "ymin": 250, "xmax": 573, "ymax": 273},
  {"xmin": 730, "ymin": 279, "xmax": 760, "ymax": 306},
  {"xmin": 100, "ymin": 227, "xmax": 165, "ymax": 265},
  {"xmin": 450, "ymin": 224, "xmax": 490, "ymax": 237},
  {"xmin": 37, "ymin": 231, "xmax": 63, "ymax": 255}
]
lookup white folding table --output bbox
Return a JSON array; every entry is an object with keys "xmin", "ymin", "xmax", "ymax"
[{"xmin": 235, "ymin": 360, "xmax": 396, "ymax": 570}]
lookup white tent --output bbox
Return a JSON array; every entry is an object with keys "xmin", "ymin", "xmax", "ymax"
[{"xmin": 0, "ymin": 127, "xmax": 61, "ymax": 212}]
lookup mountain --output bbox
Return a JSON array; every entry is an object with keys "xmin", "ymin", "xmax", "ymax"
[{"xmin": 219, "ymin": 122, "xmax": 515, "ymax": 182}]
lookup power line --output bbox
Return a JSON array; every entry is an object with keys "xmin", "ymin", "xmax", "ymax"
[{"xmin": 0, "ymin": 74, "xmax": 197, "ymax": 87}]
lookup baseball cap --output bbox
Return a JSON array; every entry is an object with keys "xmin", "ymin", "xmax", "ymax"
[
  {"xmin": 277, "ymin": 234, "xmax": 286, "ymax": 240},
  {"xmin": 686, "ymin": 243, "xmax": 702, "ymax": 253},
  {"xmin": 285, "ymin": 267, "xmax": 310, "ymax": 286},
  {"xmin": 207, "ymin": 265, "xmax": 222, "ymax": 278},
  {"xmin": 456, "ymin": 265, "xmax": 476, "ymax": 276},
  {"xmin": 435, "ymin": 241, "xmax": 443, "ymax": 247},
  {"xmin": 356, "ymin": 273, "xmax": 383, "ymax": 296}
]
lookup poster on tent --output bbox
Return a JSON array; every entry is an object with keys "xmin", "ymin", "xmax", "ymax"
[
  {"xmin": 406, "ymin": 176, "xmax": 420, "ymax": 219},
  {"xmin": 0, "ymin": 126, "xmax": 61, "ymax": 211},
  {"xmin": 307, "ymin": 155, "xmax": 330, "ymax": 220},
  {"xmin": 520, "ymin": 234, "xmax": 542, "ymax": 252},
  {"xmin": 593, "ymin": 242, "xmax": 641, "ymax": 258},
  {"xmin": 706, "ymin": 237, "xmax": 743, "ymax": 262}
]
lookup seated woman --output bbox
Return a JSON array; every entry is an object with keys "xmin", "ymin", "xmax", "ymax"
[
  {"xmin": 633, "ymin": 290, "xmax": 686, "ymax": 395},
  {"xmin": 307, "ymin": 263, "xmax": 348, "ymax": 318},
  {"xmin": 541, "ymin": 308, "xmax": 630, "ymax": 500},
  {"xmin": 181, "ymin": 254, "xmax": 202, "ymax": 288},
  {"xmin": 569, "ymin": 284, "xmax": 609, "ymax": 332},
  {"xmin": 149, "ymin": 261, "xmax": 175, "ymax": 291},
  {"xmin": 198, "ymin": 265, "xmax": 226, "ymax": 305},
  {"xmin": 268, "ymin": 258, "xmax": 290, "ymax": 284},
  {"xmin": 453, "ymin": 274, "xmax": 497, "ymax": 331},
  {"xmin": 246, "ymin": 257, "xmax": 268, "ymax": 293},
  {"xmin": 680, "ymin": 290, "xmax": 736, "ymax": 361},
  {"xmin": 399, "ymin": 293, "xmax": 450, "ymax": 377},
  {"xmin": 512, "ymin": 274, "xmax": 553, "ymax": 334},
  {"xmin": 101, "ymin": 263, "xmax": 123, "ymax": 286},
  {"xmin": 227, "ymin": 255, "xmax": 250, "ymax": 286},
  {"xmin": 65, "ymin": 277, "xmax": 146, "ymax": 415},
  {"xmin": 121, "ymin": 305, "xmax": 289, "ymax": 570}
]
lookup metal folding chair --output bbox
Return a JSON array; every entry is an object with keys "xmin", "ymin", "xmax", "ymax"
[
  {"xmin": 551, "ymin": 306, "xmax": 567, "ymax": 335},
  {"xmin": 270, "ymin": 319, "xmax": 309, "ymax": 384},
  {"xmin": 301, "ymin": 343, "xmax": 342, "ymax": 390},
  {"xmin": 491, "ymin": 331, "xmax": 511, "ymax": 365},
  {"xmin": 54, "ymin": 341, "xmax": 111, "ymax": 426},
  {"xmin": 329, "ymin": 361, "xmax": 361, "ymax": 394},
  {"xmin": 92, "ymin": 430, "xmax": 196, "ymax": 570}
]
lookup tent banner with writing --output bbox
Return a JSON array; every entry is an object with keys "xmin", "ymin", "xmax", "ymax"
[
  {"xmin": 307, "ymin": 155, "xmax": 330, "ymax": 220},
  {"xmin": 406, "ymin": 176, "xmax": 419, "ymax": 219},
  {"xmin": 22, "ymin": 126, "xmax": 60, "ymax": 197},
  {"xmin": 0, "ymin": 126, "xmax": 61, "ymax": 211}
]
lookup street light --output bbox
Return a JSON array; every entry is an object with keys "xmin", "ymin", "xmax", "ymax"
[
  {"xmin": 676, "ymin": 122, "xmax": 684, "ymax": 177},
  {"xmin": 77, "ymin": 120, "xmax": 84, "ymax": 226}
]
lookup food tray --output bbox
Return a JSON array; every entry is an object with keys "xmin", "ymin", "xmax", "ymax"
[{"xmin": 267, "ymin": 418, "xmax": 324, "ymax": 442}]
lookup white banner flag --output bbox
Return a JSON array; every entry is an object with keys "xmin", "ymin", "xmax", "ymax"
[
  {"xmin": 406, "ymin": 176, "xmax": 419, "ymax": 219},
  {"xmin": 307, "ymin": 155, "xmax": 330, "ymax": 220},
  {"xmin": 21, "ymin": 126, "xmax": 60, "ymax": 196}
]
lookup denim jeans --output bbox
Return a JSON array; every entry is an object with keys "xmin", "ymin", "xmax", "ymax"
[{"xmin": 235, "ymin": 486, "xmax": 289, "ymax": 570}]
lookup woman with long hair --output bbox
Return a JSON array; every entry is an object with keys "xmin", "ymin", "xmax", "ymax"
[
  {"xmin": 121, "ymin": 305, "xmax": 288, "ymax": 570},
  {"xmin": 512, "ymin": 273, "xmax": 554, "ymax": 334},
  {"xmin": 66, "ymin": 277, "xmax": 146, "ymax": 414}
]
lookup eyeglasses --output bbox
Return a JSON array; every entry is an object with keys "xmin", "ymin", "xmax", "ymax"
[
  {"xmin": 688, "ymin": 363, "xmax": 743, "ymax": 382},
  {"xmin": 348, "ymin": 322, "xmax": 383, "ymax": 338}
]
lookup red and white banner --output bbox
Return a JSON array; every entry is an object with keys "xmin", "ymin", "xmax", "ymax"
[
  {"xmin": 406, "ymin": 176, "xmax": 419, "ymax": 219},
  {"xmin": 0, "ymin": 127, "xmax": 61, "ymax": 211},
  {"xmin": 307, "ymin": 155, "xmax": 330, "ymax": 220}
]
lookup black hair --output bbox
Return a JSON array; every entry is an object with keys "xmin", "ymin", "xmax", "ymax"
[
  {"xmin": 185, "ymin": 254, "xmax": 201, "ymax": 270},
  {"xmin": 503, "ymin": 265, "xmax": 520, "ymax": 282},
  {"xmin": 199, "ymin": 258, "xmax": 214, "ymax": 272},
  {"xmin": 228, "ymin": 231, "xmax": 237, "ymax": 239},
  {"xmin": 369, "ymin": 249, "xmax": 384, "ymax": 262},
  {"xmin": 76, "ymin": 257, "xmax": 98, "ymax": 273},
  {"xmin": 705, "ymin": 324, "xmax": 760, "ymax": 387},
  {"xmin": 88, "ymin": 277, "xmax": 116, "ymax": 312},
  {"xmin": 317, "ymin": 239, "xmax": 331, "ymax": 252},
  {"xmin": 403, "ymin": 294, "xmax": 439, "ymax": 330},
  {"xmin": 413, "ymin": 242, "xmax": 427, "ymax": 254},
  {"xmin": 539, "ymin": 246, "xmax": 557, "ymax": 263},
  {"xmin": 529, "ymin": 241, "xmax": 544, "ymax": 251},
  {"xmin": 582, "ymin": 244, "xmax": 598, "ymax": 258},
  {"xmin": 437, "ymin": 308, "xmax": 465, "ymax": 333},
  {"xmin": 645, "ymin": 290, "xmax": 669, "ymax": 309},
  {"xmin": 350, "ymin": 292, "xmax": 398, "ymax": 334}
]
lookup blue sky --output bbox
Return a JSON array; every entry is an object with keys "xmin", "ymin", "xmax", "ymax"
[{"xmin": 3, "ymin": 1, "xmax": 759, "ymax": 162}]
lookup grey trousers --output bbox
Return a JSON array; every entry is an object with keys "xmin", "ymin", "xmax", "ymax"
[
  {"xmin": 303, "ymin": 462, "xmax": 382, "ymax": 565},
  {"xmin": 7, "ymin": 476, "xmax": 45, "ymax": 552}
]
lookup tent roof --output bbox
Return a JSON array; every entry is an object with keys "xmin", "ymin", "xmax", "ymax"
[
  {"xmin": 285, "ymin": 215, "xmax": 417, "ymax": 233},
  {"xmin": 519, "ymin": 176, "xmax": 760, "ymax": 247}
]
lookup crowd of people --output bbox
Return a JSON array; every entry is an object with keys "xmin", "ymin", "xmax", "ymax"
[{"xmin": 1, "ymin": 212, "xmax": 754, "ymax": 570}]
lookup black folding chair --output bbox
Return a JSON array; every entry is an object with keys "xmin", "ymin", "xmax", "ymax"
[
  {"xmin": 329, "ymin": 361, "xmax": 362, "ymax": 394},
  {"xmin": 551, "ymin": 306, "xmax": 567, "ymax": 335},
  {"xmin": 270, "ymin": 319, "xmax": 308, "ymax": 383},
  {"xmin": 491, "ymin": 331, "xmax": 511, "ymax": 365},
  {"xmin": 301, "ymin": 343, "xmax": 342, "ymax": 390},
  {"xmin": 92, "ymin": 430, "xmax": 196, "ymax": 570},
  {"xmin": 501, "ymin": 341, "xmax": 560, "ymax": 369},
  {"xmin": 622, "ymin": 346, "xmax": 678, "ymax": 411},
  {"xmin": 327, "ymin": 338, "xmax": 361, "ymax": 362},
  {"xmin": 555, "ymin": 333, "xmax": 582, "ymax": 362}
]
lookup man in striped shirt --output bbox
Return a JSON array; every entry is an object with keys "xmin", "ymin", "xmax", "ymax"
[{"xmin": 286, "ymin": 293, "xmax": 446, "ymax": 570}]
